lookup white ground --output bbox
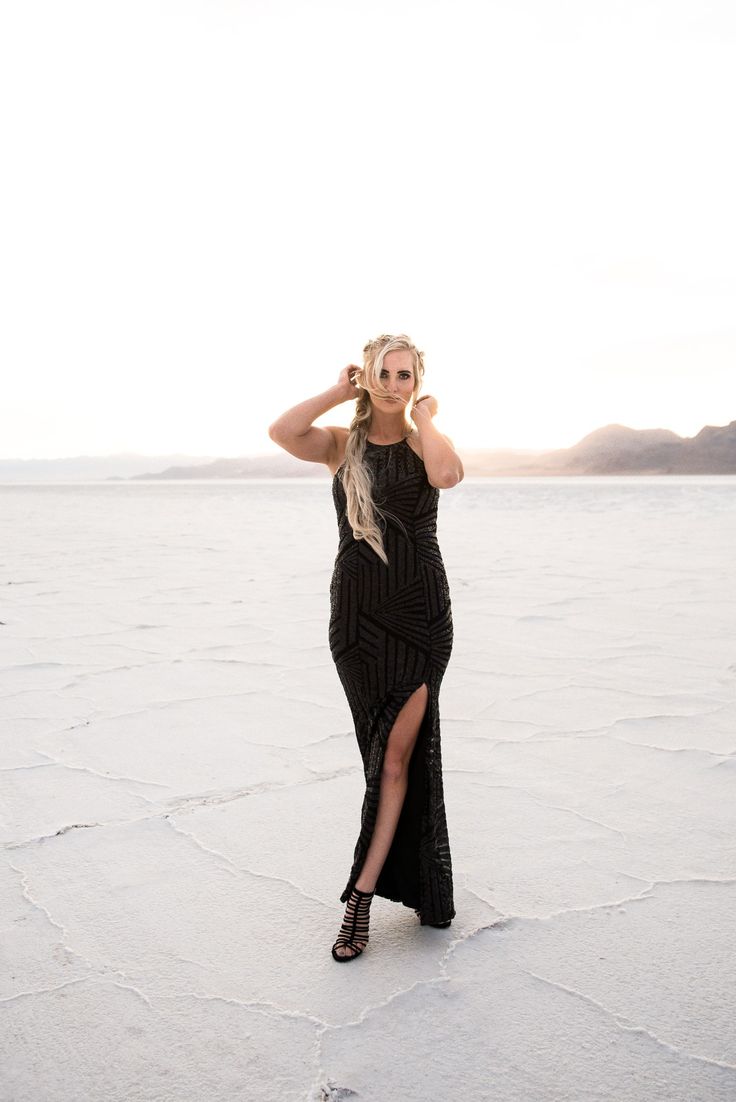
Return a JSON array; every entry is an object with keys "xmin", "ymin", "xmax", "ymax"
[{"xmin": 2, "ymin": 477, "xmax": 735, "ymax": 1101}]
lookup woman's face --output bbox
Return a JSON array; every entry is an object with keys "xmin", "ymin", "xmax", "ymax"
[{"xmin": 371, "ymin": 349, "xmax": 417, "ymax": 410}]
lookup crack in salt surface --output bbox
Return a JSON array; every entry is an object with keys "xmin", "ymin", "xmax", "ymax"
[
  {"xmin": 524, "ymin": 726, "xmax": 736, "ymax": 761},
  {"xmin": 2, "ymin": 973, "xmax": 158, "ymax": 1010},
  {"xmin": 302, "ymin": 765, "xmax": 361, "ymax": 782},
  {"xmin": 467, "ymin": 876, "xmax": 736, "ymax": 927},
  {"xmin": 606, "ymin": 734, "xmax": 735, "ymax": 759},
  {"xmin": 158, "ymin": 989, "xmax": 326, "ymax": 1028},
  {"xmin": 165, "ymin": 816, "xmax": 333, "ymax": 909},
  {"xmin": 545, "ymin": 884, "xmax": 656, "ymax": 918},
  {"xmin": 243, "ymin": 733, "xmax": 352, "ymax": 750},
  {"xmin": 162, "ymin": 768, "xmax": 362, "ymax": 814},
  {"xmin": 7, "ymin": 860, "xmax": 101, "ymax": 974},
  {"xmin": 3, "ymin": 770, "xmax": 361, "ymax": 850},
  {"xmin": 501, "ymin": 683, "xmax": 731, "ymax": 710},
  {"xmin": 296, "ymin": 730, "xmax": 352, "ymax": 749},
  {"xmin": 461, "ymin": 876, "xmax": 657, "ymax": 924},
  {"xmin": 5, "ymin": 817, "xmax": 143, "ymax": 850},
  {"xmin": 107, "ymin": 976, "xmax": 154, "ymax": 1007},
  {"xmin": 452, "ymin": 776, "xmax": 628, "ymax": 839},
  {"xmin": 36, "ymin": 689, "xmax": 269, "ymax": 728},
  {"xmin": 0, "ymin": 762, "xmax": 59, "ymax": 773},
  {"xmin": 647, "ymin": 875, "xmax": 736, "ymax": 888},
  {"xmin": 0, "ymin": 976, "xmax": 93, "ymax": 1006},
  {"xmin": 525, "ymin": 969, "xmax": 736, "ymax": 1072},
  {"xmin": 33, "ymin": 748, "xmax": 172, "ymax": 790},
  {"xmin": 268, "ymin": 691, "xmax": 343, "ymax": 713}
]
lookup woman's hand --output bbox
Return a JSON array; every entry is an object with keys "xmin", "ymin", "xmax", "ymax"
[
  {"xmin": 411, "ymin": 394, "xmax": 438, "ymax": 422},
  {"xmin": 335, "ymin": 364, "xmax": 362, "ymax": 403}
]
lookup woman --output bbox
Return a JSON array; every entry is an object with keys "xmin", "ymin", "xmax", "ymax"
[{"xmin": 268, "ymin": 333, "xmax": 463, "ymax": 961}]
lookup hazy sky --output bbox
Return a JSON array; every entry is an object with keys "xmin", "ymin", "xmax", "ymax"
[{"xmin": 2, "ymin": 0, "xmax": 735, "ymax": 459}]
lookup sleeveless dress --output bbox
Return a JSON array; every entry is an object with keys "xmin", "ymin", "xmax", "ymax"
[{"xmin": 329, "ymin": 437, "xmax": 456, "ymax": 927}]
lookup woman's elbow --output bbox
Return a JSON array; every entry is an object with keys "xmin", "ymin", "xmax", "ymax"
[{"xmin": 431, "ymin": 467, "xmax": 463, "ymax": 489}]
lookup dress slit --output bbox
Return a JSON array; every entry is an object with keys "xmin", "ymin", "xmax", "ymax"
[{"xmin": 338, "ymin": 668, "xmax": 453, "ymax": 924}]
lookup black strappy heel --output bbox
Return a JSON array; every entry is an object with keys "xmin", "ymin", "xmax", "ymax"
[{"xmin": 331, "ymin": 887, "xmax": 375, "ymax": 961}]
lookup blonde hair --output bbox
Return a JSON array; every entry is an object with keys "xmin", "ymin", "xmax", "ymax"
[{"xmin": 341, "ymin": 333, "xmax": 425, "ymax": 565}]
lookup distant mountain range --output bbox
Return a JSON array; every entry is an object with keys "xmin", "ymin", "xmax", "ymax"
[
  {"xmin": 0, "ymin": 452, "xmax": 221, "ymax": 482},
  {"xmin": 2, "ymin": 421, "xmax": 735, "ymax": 481},
  {"xmin": 460, "ymin": 420, "xmax": 736, "ymax": 476}
]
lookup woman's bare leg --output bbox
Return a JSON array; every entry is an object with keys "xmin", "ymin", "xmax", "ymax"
[
  {"xmin": 332, "ymin": 683, "xmax": 430, "ymax": 958},
  {"xmin": 355, "ymin": 682, "xmax": 429, "ymax": 892}
]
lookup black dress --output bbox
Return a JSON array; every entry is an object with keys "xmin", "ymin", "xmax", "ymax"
[{"xmin": 329, "ymin": 437, "xmax": 456, "ymax": 927}]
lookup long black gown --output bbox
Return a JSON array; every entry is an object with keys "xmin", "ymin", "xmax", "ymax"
[{"xmin": 329, "ymin": 436, "xmax": 456, "ymax": 927}]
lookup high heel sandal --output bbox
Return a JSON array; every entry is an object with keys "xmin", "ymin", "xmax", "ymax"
[{"xmin": 331, "ymin": 886, "xmax": 375, "ymax": 961}]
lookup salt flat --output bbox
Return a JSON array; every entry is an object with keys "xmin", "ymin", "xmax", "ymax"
[{"xmin": 1, "ymin": 477, "xmax": 735, "ymax": 1101}]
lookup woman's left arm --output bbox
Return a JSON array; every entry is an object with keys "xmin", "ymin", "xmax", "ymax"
[{"xmin": 411, "ymin": 397, "xmax": 464, "ymax": 489}]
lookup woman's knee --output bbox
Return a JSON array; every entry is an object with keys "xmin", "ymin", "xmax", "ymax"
[{"xmin": 381, "ymin": 754, "xmax": 409, "ymax": 784}]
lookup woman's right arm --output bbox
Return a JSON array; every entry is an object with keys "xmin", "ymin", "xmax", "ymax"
[{"xmin": 267, "ymin": 366, "xmax": 360, "ymax": 466}]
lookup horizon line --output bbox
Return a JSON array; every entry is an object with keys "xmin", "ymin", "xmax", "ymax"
[{"xmin": 1, "ymin": 417, "xmax": 734, "ymax": 464}]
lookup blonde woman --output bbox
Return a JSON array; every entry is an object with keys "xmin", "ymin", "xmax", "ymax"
[{"xmin": 268, "ymin": 334, "xmax": 463, "ymax": 961}]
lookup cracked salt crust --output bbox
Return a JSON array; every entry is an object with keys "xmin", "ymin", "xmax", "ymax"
[{"xmin": 2, "ymin": 476, "xmax": 736, "ymax": 1100}]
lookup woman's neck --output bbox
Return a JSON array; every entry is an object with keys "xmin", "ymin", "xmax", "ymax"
[{"xmin": 367, "ymin": 412, "xmax": 411, "ymax": 443}]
